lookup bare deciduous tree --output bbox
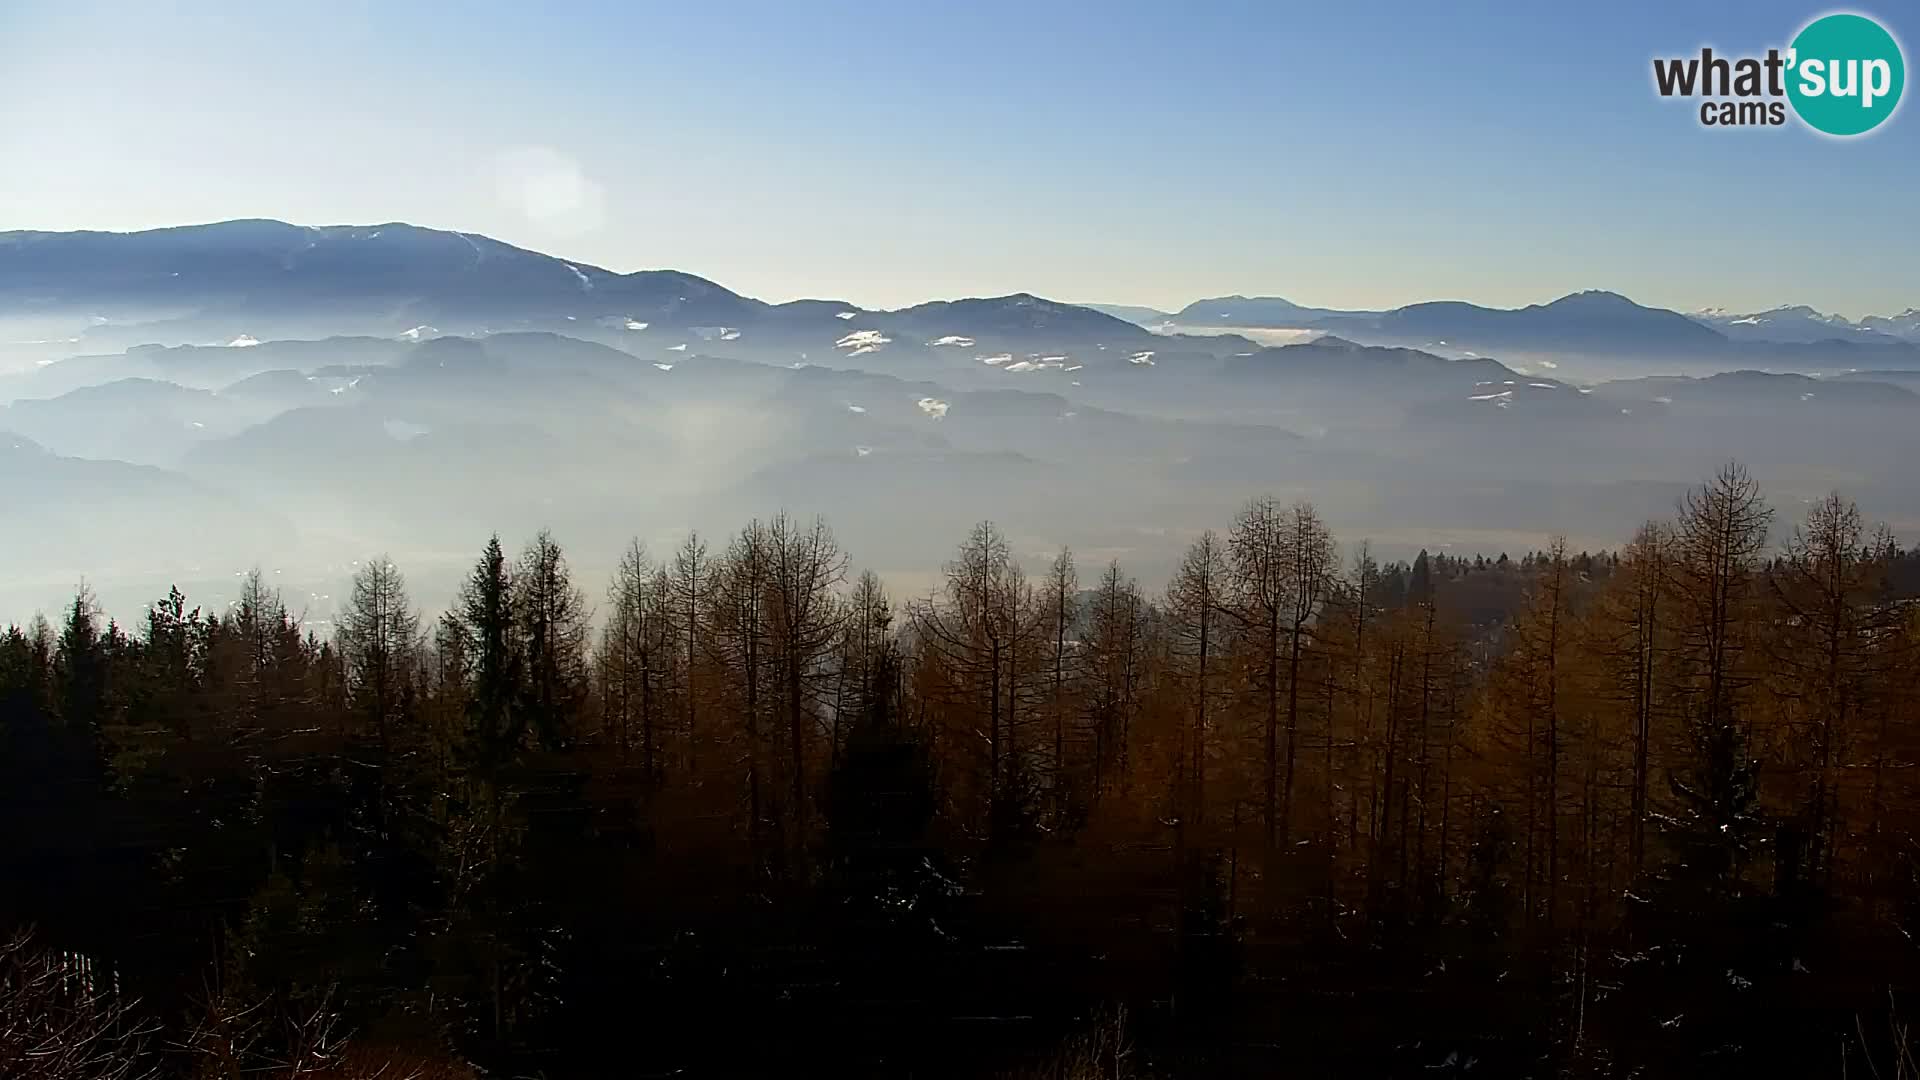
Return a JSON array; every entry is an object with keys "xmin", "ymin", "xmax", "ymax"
[{"xmin": 339, "ymin": 555, "xmax": 418, "ymax": 748}]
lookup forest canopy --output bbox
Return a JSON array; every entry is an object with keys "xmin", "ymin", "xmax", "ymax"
[{"xmin": 6, "ymin": 463, "xmax": 1920, "ymax": 1078}]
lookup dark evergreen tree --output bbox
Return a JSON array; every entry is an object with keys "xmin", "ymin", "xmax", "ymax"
[{"xmin": 458, "ymin": 535, "xmax": 523, "ymax": 773}]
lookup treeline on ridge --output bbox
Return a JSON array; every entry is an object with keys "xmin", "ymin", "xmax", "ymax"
[{"xmin": 6, "ymin": 462, "xmax": 1920, "ymax": 1077}]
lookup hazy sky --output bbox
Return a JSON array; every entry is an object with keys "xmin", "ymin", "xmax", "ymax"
[{"xmin": 1, "ymin": 1, "xmax": 1914, "ymax": 315}]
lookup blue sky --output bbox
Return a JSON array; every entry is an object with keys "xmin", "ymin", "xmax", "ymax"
[{"xmin": 1, "ymin": 0, "xmax": 1914, "ymax": 314}]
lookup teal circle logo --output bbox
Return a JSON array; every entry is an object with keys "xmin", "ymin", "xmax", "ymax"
[{"xmin": 1786, "ymin": 13, "xmax": 1905, "ymax": 136}]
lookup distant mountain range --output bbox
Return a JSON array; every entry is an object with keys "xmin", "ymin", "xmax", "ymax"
[
  {"xmin": 1084, "ymin": 297, "xmax": 1380, "ymax": 328},
  {"xmin": 1691, "ymin": 304, "xmax": 1920, "ymax": 345},
  {"xmin": 1079, "ymin": 303, "xmax": 1178, "ymax": 326},
  {"xmin": 0, "ymin": 219, "xmax": 749, "ymax": 326},
  {"xmin": 1093, "ymin": 293, "xmax": 1920, "ymax": 354},
  {"xmin": 1369, "ymin": 290, "xmax": 1728, "ymax": 353},
  {"xmin": 0, "ymin": 221, "xmax": 1169, "ymax": 366},
  {"xmin": 8, "ymin": 217, "xmax": 1920, "ymax": 629},
  {"xmin": 1176, "ymin": 296, "xmax": 1383, "ymax": 327},
  {"xmin": 5, "ymin": 222, "xmax": 1917, "ymax": 379}
]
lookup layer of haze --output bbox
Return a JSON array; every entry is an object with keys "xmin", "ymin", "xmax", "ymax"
[{"xmin": 1, "ymin": 0, "xmax": 1915, "ymax": 315}]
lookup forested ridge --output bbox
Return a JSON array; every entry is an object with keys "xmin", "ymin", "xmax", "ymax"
[{"xmin": 7, "ymin": 463, "xmax": 1920, "ymax": 1078}]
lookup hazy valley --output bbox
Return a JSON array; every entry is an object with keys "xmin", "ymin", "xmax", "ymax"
[{"xmin": 5, "ymin": 220, "xmax": 1919, "ymax": 623}]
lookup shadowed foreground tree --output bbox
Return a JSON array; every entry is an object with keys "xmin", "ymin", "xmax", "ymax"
[
  {"xmin": 1165, "ymin": 535, "xmax": 1226, "ymax": 830},
  {"xmin": 454, "ymin": 535, "xmax": 520, "ymax": 774},
  {"xmin": 912, "ymin": 521, "xmax": 1043, "ymax": 850},
  {"xmin": 601, "ymin": 539, "xmax": 674, "ymax": 781},
  {"xmin": 1766, "ymin": 492, "xmax": 1906, "ymax": 888},
  {"xmin": 339, "ymin": 556, "xmax": 418, "ymax": 748},
  {"xmin": 1664, "ymin": 463, "xmax": 1772, "ymax": 891},
  {"xmin": 515, "ymin": 531, "xmax": 590, "ymax": 753}
]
